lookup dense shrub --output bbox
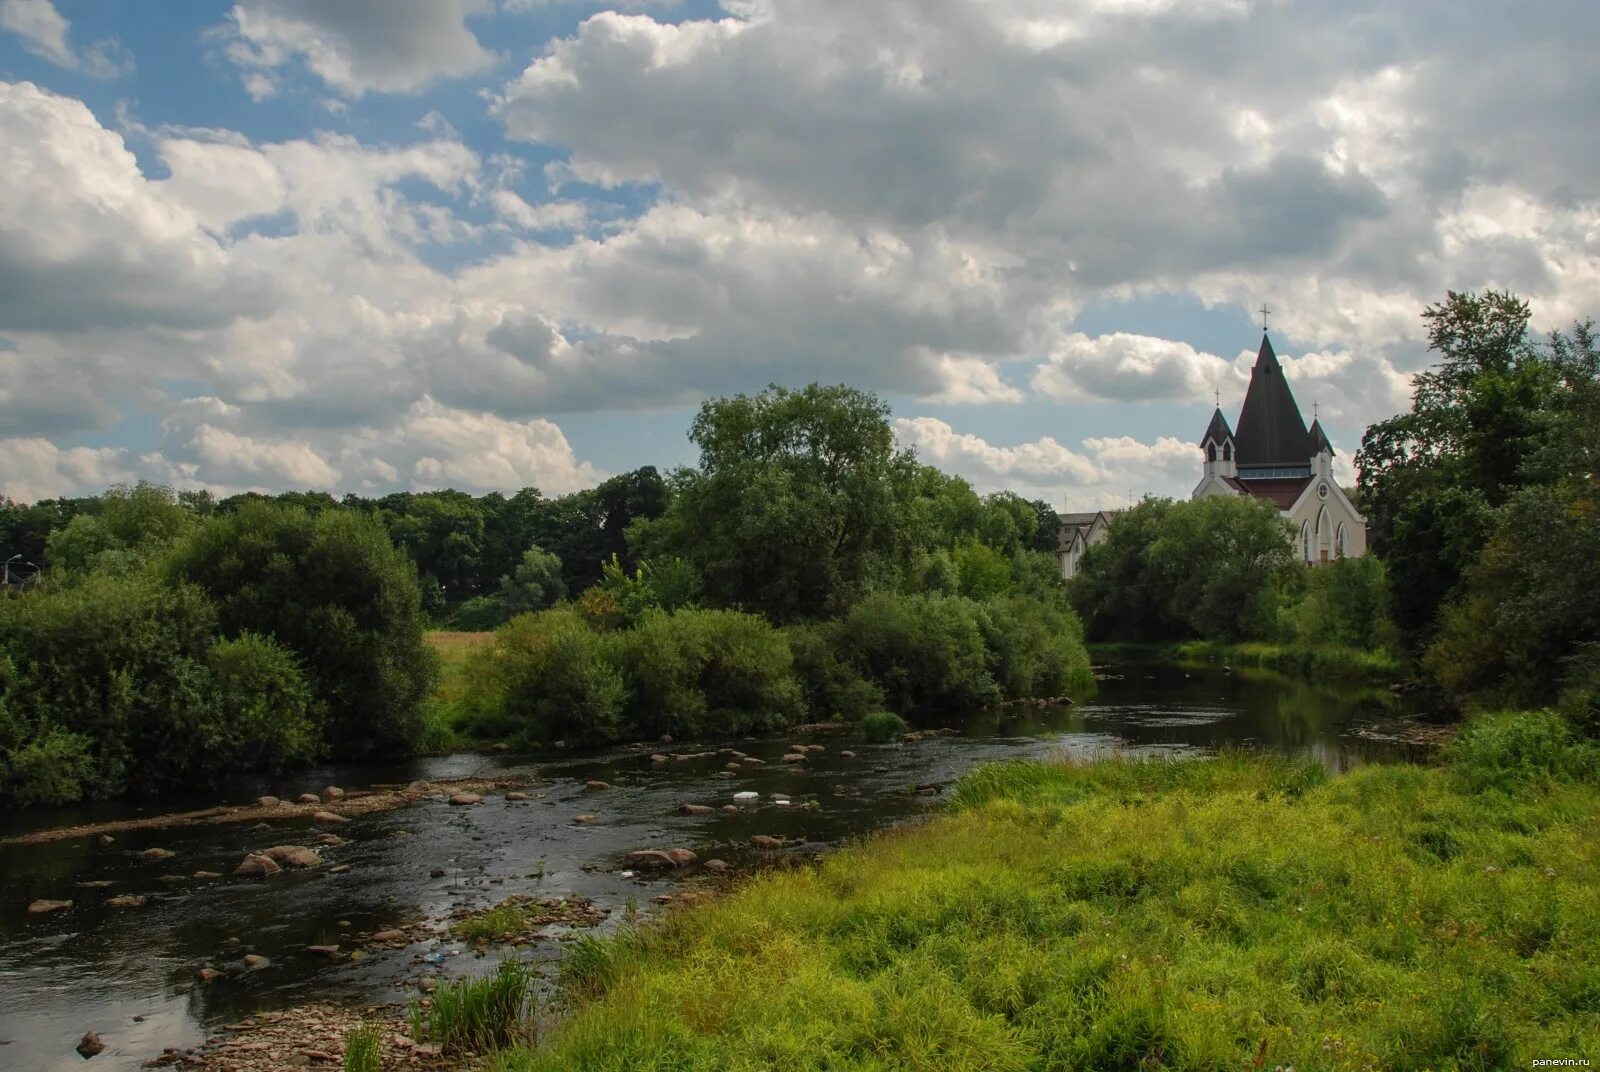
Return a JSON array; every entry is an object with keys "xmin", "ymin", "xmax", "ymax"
[
  {"xmin": 835, "ymin": 593, "xmax": 999, "ymax": 714},
  {"xmin": 782, "ymin": 621, "xmax": 884, "ymax": 721},
  {"xmin": 204, "ymin": 633, "xmax": 323, "ymax": 772},
  {"xmin": 1445, "ymin": 710, "xmax": 1600, "ymax": 793},
  {"xmin": 0, "ymin": 573, "xmax": 321, "ymax": 803},
  {"xmin": 1282, "ymin": 555, "xmax": 1398, "ymax": 651},
  {"xmin": 981, "ymin": 595, "xmax": 1094, "ymax": 699},
  {"xmin": 610, "ymin": 608, "xmax": 805, "ymax": 739},
  {"xmin": 167, "ymin": 502, "xmax": 436, "ymax": 758},
  {"xmin": 465, "ymin": 608, "xmax": 626, "ymax": 749}
]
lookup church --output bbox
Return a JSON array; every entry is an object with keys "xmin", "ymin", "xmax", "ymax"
[{"xmin": 1058, "ymin": 331, "xmax": 1367, "ymax": 579}]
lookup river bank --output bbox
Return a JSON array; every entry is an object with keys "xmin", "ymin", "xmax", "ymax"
[
  {"xmin": 1, "ymin": 659, "xmax": 1419, "ymax": 1071},
  {"xmin": 1090, "ymin": 639, "xmax": 1406, "ymax": 684},
  {"xmin": 495, "ymin": 711, "xmax": 1600, "ymax": 1071}
]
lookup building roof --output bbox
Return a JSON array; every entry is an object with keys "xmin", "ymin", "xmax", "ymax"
[
  {"xmin": 1199, "ymin": 407, "xmax": 1234, "ymax": 447},
  {"xmin": 1233, "ymin": 334, "xmax": 1313, "ymax": 466},
  {"xmin": 1223, "ymin": 475, "xmax": 1313, "ymax": 510},
  {"xmin": 1308, "ymin": 417, "xmax": 1333, "ymax": 455},
  {"xmin": 1057, "ymin": 511, "xmax": 1101, "ymax": 527}
]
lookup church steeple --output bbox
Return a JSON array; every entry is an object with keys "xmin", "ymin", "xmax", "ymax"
[{"xmin": 1232, "ymin": 333, "xmax": 1312, "ymax": 468}]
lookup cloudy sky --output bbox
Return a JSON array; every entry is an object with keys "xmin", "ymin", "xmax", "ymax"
[{"xmin": 0, "ymin": 0, "xmax": 1594, "ymax": 507}]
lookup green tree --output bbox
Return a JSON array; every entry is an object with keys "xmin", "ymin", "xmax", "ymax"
[
  {"xmin": 657, "ymin": 384, "xmax": 915, "ymax": 620},
  {"xmin": 46, "ymin": 482, "xmax": 199, "ymax": 576},
  {"xmin": 166, "ymin": 501, "xmax": 436, "ymax": 758},
  {"xmin": 1149, "ymin": 495, "xmax": 1300, "ymax": 641},
  {"xmin": 498, "ymin": 545, "xmax": 567, "ymax": 617}
]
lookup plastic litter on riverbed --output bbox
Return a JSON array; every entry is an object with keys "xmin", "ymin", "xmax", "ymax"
[{"xmin": 732, "ymin": 791, "xmax": 758, "ymax": 803}]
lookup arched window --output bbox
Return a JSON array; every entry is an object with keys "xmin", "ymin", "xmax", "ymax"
[
  {"xmin": 1301, "ymin": 521, "xmax": 1311, "ymax": 562},
  {"xmin": 1336, "ymin": 522, "xmax": 1347, "ymax": 558},
  {"xmin": 1207, "ymin": 443, "xmax": 1217, "ymax": 462},
  {"xmin": 1223, "ymin": 441, "xmax": 1233, "ymax": 461},
  {"xmin": 1316, "ymin": 507, "xmax": 1331, "ymax": 563}
]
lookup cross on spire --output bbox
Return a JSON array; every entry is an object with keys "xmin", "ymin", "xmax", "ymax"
[{"xmin": 1259, "ymin": 303, "xmax": 1271, "ymax": 333}]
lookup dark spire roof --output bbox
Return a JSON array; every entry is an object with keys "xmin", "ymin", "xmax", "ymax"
[
  {"xmin": 1233, "ymin": 333, "xmax": 1311, "ymax": 466},
  {"xmin": 1199, "ymin": 407, "xmax": 1234, "ymax": 447},
  {"xmin": 1308, "ymin": 418, "xmax": 1333, "ymax": 455}
]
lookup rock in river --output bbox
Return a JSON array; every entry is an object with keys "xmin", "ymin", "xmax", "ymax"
[
  {"xmin": 242, "ymin": 954, "xmax": 269, "ymax": 970},
  {"xmin": 667, "ymin": 847, "xmax": 698, "ymax": 866},
  {"xmin": 306, "ymin": 944, "xmax": 339, "ymax": 957},
  {"xmin": 28, "ymin": 898, "xmax": 71, "ymax": 914},
  {"xmin": 297, "ymin": 793, "xmax": 321, "ymax": 805},
  {"xmin": 312, "ymin": 810, "xmax": 348, "ymax": 824},
  {"xmin": 781, "ymin": 752, "xmax": 807, "ymax": 764},
  {"xmin": 585, "ymin": 780, "xmax": 610, "ymax": 791},
  {"xmin": 76, "ymin": 1031, "xmax": 105, "ymax": 1058},
  {"xmin": 139, "ymin": 847, "xmax": 176, "ymax": 860},
  {"xmin": 504, "ymin": 791, "xmax": 528, "ymax": 801},
  {"xmin": 105, "ymin": 895, "xmax": 145, "ymax": 908},
  {"xmin": 679, "ymin": 803, "xmax": 715, "ymax": 815},
  {"xmin": 623, "ymin": 848, "xmax": 696, "ymax": 869},
  {"xmin": 448, "ymin": 792, "xmax": 482, "ymax": 806},
  {"xmin": 749, "ymin": 835, "xmax": 786, "ymax": 850},
  {"xmin": 260, "ymin": 845, "xmax": 320, "ymax": 868},
  {"xmin": 322, "ymin": 786, "xmax": 345, "ymax": 800},
  {"xmin": 235, "ymin": 853, "xmax": 281, "ymax": 877}
]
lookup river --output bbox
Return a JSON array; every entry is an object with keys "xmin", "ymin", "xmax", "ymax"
[{"xmin": 0, "ymin": 657, "xmax": 1419, "ymax": 1071}]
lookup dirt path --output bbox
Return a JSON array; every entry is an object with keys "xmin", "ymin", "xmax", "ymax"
[{"xmin": 0, "ymin": 776, "xmax": 532, "ymax": 846}]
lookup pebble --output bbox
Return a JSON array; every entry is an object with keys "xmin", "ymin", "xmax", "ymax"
[
  {"xmin": 297, "ymin": 794, "xmax": 321, "ymax": 805},
  {"xmin": 106, "ymin": 895, "xmax": 146, "ymax": 908},
  {"xmin": 447, "ymin": 793, "xmax": 482, "ymax": 806},
  {"xmin": 574, "ymin": 814, "xmax": 599, "ymax": 824},
  {"xmin": 322, "ymin": 787, "xmax": 345, "ymax": 801},
  {"xmin": 27, "ymin": 899, "xmax": 71, "ymax": 913},
  {"xmin": 306, "ymin": 945, "xmax": 339, "ymax": 957},
  {"xmin": 257, "ymin": 796, "xmax": 280, "ymax": 808},
  {"xmin": 193, "ymin": 871, "xmax": 222, "ymax": 879},
  {"xmin": 139, "ymin": 847, "xmax": 176, "ymax": 860},
  {"xmin": 679, "ymin": 803, "xmax": 715, "ymax": 815},
  {"xmin": 243, "ymin": 954, "xmax": 270, "ymax": 970},
  {"xmin": 839, "ymin": 750, "xmax": 856, "ymax": 758},
  {"xmin": 504, "ymin": 791, "xmax": 528, "ymax": 801},
  {"xmin": 196, "ymin": 967, "xmax": 221, "ymax": 983},
  {"xmin": 98, "ymin": 834, "xmax": 115, "ymax": 846},
  {"xmin": 311, "ymin": 811, "xmax": 348, "ymax": 824},
  {"xmin": 781, "ymin": 752, "xmax": 807, "ymax": 763},
  {"xmin": 585, "ymin": 780, "xmax": 610, "ymax": 791}
]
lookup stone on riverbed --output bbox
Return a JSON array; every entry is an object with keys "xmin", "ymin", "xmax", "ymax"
[
  {"xmin": 679, "ymin": 803, "xmax": 715, "ymax": 815},
  {"xmin": 235, "ymin": 853, "xmax": 281, "ymax": 877},
  {"xmin": 574, "ymin": 814, "xmax": 598, "ymax": 823},
  {"xmin": 623, "ymin": 848, "xmax": 696, "ymax": 869},
  {"xmin": 196, "ymin": 967, "xmax": 221, "ymax": 983},
  {"xmin": 98, "ymin": 834, "xmax": 114, "ymax": 846},
  {"xmin": 260, "ymin": 845, "xmax": 320, "ymax": 868},
  {"xmin": 105, "ymin": 895, "xmax": 145, "ymax": 908},
  {"xmin": 76, "ymin": 1031, "xmax": 104, "ymax": 1058},
  {"xmin": 297, "ymin": 793, "xmax": 320, "ymax": 805},
  {"xmin": 504, "ymin": 791, "xmax": 528, "ymax": 801},
  {"xmin": 749, "ymin": 835, "xmax": 786, "ymax": 850},
  {"xmin": 312, "ymin": 811, "xmax": 348, "ymax": 824},
  {"xmin": 703, "ymin": 859, "xmax": 730, "ymax": 872},
  {"xmin": 139, "ymin": 847, "xmax": 176, "ymax": 860},
  {"xmin": 194, "ymin": 871, "xmax": 222, "ymax": 879},
  {"xmin": 306, "ymin": 944, "xmax": 339, "ymax": 957},
  {"xmin": 28, "ymin": 898, "xmax": 71, "ymax": 913},
  {"xmin": 243, "ymin": 954, "xmax": 269, "ymax": 970},
  {"xmin": 839, "ymin": 750, "xmax": 856, "ymax": 758},
  {"xmin": 781, "ymin": 752, "xmax": 807, "ymax": 763},
  {"xmin": 256, "ymin": 796, "xmax": 280, "ymax": 808},
  {"xmin": 447, "ymin": 793, "xmax": 482, "ymax": 806},
  {"xmin": 322, "ymin": 786, "xmax": 345, "ymax": 801},
  {"xmin": 585, "ymin": 780, "xmax": 610, "ymax": 791}
]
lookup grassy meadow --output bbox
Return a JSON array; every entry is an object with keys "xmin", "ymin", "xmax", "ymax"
[{"xmin": 488, "ymin": 712, "xmax": 1599, "ymax": 1071}]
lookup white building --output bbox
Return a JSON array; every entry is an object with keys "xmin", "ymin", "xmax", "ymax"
[
  {"xmin": 1191, "ymin": 332, "xmax": 1367, "ymax": 564},
  {"xmin": 1057, "ymin": 331, "xmax": 1366, "ymax": 578}
]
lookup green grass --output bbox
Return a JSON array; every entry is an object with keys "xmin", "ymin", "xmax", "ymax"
[
  {"xmin": 861, "ymin": 710, "xmax": 910, "ymax": 743},
  {"xmin": 421, "ymin": 631, "xmax": 495, "ymax": 752},
  {"xmin": 411, "ymin": 958, "xmax": 534, "ymax": 1056},
  {"xmin": 1172, "ymin": 639, "xmax": 1404, "ymax": 682},
  {"xmin": 491, "ymin": 711, "xmax": 1600, "ymax": 1071},
  {"xmin": 341, "ymin": 1019, "xmax": 383, "ymax": 1072}
]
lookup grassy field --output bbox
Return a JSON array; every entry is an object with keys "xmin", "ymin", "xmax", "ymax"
[
  {"xmin": 422, "ymin": 630, "xmax": 494, "ymax": 751},
  {"xmin": 491, "ymin": 712, "xmax": 1600, "ymax": 1071}
]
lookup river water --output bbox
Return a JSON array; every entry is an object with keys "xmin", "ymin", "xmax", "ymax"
[{"xmin": 0, "ymin": 658, "xmax": 1417, "ymax": 1071}]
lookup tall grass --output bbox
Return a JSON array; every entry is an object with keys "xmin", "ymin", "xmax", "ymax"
[
  {"xmin": 492, "ymin": 711, "xmax": 1600, "ymax": 1071},
  {"xmin": 1174, "ymin": 638, "xmax": 1403, "ymax": 681},
  {"xmin": 341, "ymin": 1020, "xmax": 383, "ymax": 1072},
  {"xmin": 861, "ymin": 710, "xmax": 909, "ymax": 743},
  {"xmin": 411, "ymin": 958, "xmax": 533, "ymax": 1055}
]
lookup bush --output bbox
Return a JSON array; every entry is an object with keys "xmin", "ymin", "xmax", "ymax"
[
  {"xmin": 861, "ymin": 710, "xmax": 909, "ymax": 743},
  {"xmin": 610, "ymin": 608, "xmax": 805, "ymax": 739},
  {"xmin": 1558, "ymin": 643, "xmax": 1600, "ymax": 738},
  {"xmin": 466, "ymin": 607, "xmax": 627, "ymax": 748},
  {"xmin": 782, "ymin": 621, "xmax": 884, "ymax": 721},
  {"xmin": 1445, "ymin": 710, "xmax": 1600, "ymax": 793},
  {"xmin": 1283, "ymin": 556, "xmax": 1398, "ymax": 652},
  {"xmin": 167, "ymin": 502, "xmax": 436, "ymax": 759},
  {"xmin": 835, "ymin": 592, "xmax": 999, "ymax": 714},
  {"xmin": 981, "ymin": 595, "xmax": 1093, "ymax": 699},
  {"xmin": 452, "ymin": 593, "xmax": 511, "ymax": 631},
  {"xmin": 204, "ymin": 633, "xmax": 323, "ymax": 772},
  {"xmin": 0, "ymin": 571, "xmax": 220, "ymax": 800}
]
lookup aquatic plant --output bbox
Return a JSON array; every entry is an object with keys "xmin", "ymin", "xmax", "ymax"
[
  {"xmin": 410, "ymin": 958, "xmax": 533, "ymax": 1055},
  {"xmin": 861, "ymin": 710, "xmax": 909, "ymax": 743}
]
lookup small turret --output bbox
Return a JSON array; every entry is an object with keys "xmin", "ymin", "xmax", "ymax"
[
  {"xmin": 1308, "ymin": 417, "xmax": 1333, "ymax": 478},
  {"xmin": 1200, "ymin": 407, "xmax": 1237, "ymax": 479}
]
